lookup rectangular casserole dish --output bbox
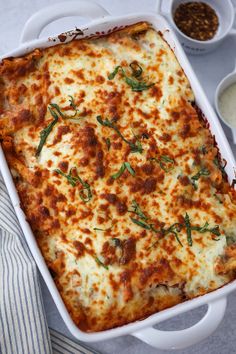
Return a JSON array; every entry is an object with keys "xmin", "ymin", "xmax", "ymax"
[{"xmin": 0, "ymin": 0, "xmax": 236, "ymax": 350}]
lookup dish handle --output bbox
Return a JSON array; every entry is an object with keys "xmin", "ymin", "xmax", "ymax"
[
  {"xmin": 155, "ymin": 0, "xmax": 171, "ymax": 18},
  {"xmin": 132, "ymin": 297, "xmax": 227, "ymax": 350},
  {"xmin": 20, "ymin": 0, "xmax": 109, "ymax": 44}
]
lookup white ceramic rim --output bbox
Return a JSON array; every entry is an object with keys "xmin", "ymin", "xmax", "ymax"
[
  {"xmin": 157, "ymin": 0, "xmax": 235, "ymax": 45},
  {"xmin": 1, "ymin": 0, "xmax": 236, "ymax": 350},
  {"xmin": 215, "ymin": 64, "xmax": 236, "ymax": 144},
  {"xmin": 215, "ymin": 70, "xmax": 236, "ymax": 130}
]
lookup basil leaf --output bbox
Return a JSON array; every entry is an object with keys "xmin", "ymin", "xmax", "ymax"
[
  {"xmin": 68, "ymin": 95, "xmax": 78, "ymax": 113},
  {"xmin": 93, "ymin": 224, "xmax": 113, "ymax": 232},
  {"xmin": 54, "ymin": 167, "xmax": 92, "ymax": 202},
  {"xmin": 111, "ymin": 162, "xmax": 135, "ymax": 179},
  {"xmin": 97, "ymin": 115, "xmax": 142, "ymax": 153},
  {"xmin": 213, "ymin": 157, "xmax": 227, "ymax": 177},
  {"xmin": 111, "ymin": 163, "xmax": 126, "ymax": 180},
  {"xmin": 95, "ymin": 257, "xmax": 109, "ymax": 270},
  {"xmin": 105, "ymin": 137, "xmax": 111, "ymax": 150},
  {"xmin": 36, "ymin": 96, "xmax": 82, "ymax": 156},
  {"xmin": 191, "ymin": 167, "xmax": 210, "ymax": 181},
  {"xmin": 124, "ymin": 162, "xmax": 135, "ymax": 176},
  {"xmin": 130, "ymin": 61, "xmax": 143, "ymax": 78},
  {"xmin": 124, "ymin": 76, "xmax": 154, "ymax": 92},
  {"xmin": 192, "ymin": 222, "xmax": 220, "ymax": 236},
  {"xmin": 79, "ymin": 182, "xmax": 92, "ymax": 203},
  {"xmin": 111, "ymin": 238, "xmax": 122, "ymax": 247},
  {"xmin": 108, "ymin": 63, "xmax": 154, "ymax": 92},
  {"xmin": 159, "ymin": 155, "xmax": 175, "ymax": 172},
  {"xmin": 50, "ymin": 99, "xmax": 81, "ymax": 121},
  {"xmin": 149, "ymin": 155, "xmax": 175, "ymax": 172},
  {"xmin": 184, "ymin": 215, "xmax": 220, "ymax": 246},
  {"xmin": 191, "ymin": 167, "xmax": 210, "ymax": 190},
  {"xmin": 108, "ymin": 66, "xmax": 122, "ymax": 80},
  {"xmin": 130, "ymin": 217, "xmax": 151, "ymax": 230},
  {"xmin": 54, "ymin": 168, "xmax": 78, "ymax": 187},
  {"xmin": 200, "ymin": 145, "xmax": 207, "ymax": 154},
  {"xmin": 184, "ymin": 213, "xmax": 192, "ymax": 246},
  {"xmin": 36, "ymin": 107, "xmax": 58, "ymax": 157},
  {"xmin": 129, "ymin": 200, "xmax": 148, "ymax": 220},
  {"xmin": 214, "ymin": 193, "xmax": 223, "ymax": 204},
  {"xmin": 162, "ymin": 223, "xmax": 183, "ymax": 247}
]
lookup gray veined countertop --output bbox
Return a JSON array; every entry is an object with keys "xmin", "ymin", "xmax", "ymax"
[{"xmin": 1, "ymin": 0, "xmax": 236, "ymax": 353}]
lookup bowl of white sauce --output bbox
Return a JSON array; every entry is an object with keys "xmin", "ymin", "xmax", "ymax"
[{"xmin": 215, "ymin": 64, "xmax": 236, "ymax": 143}]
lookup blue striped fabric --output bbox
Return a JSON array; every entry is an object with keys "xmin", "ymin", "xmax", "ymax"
[{"xmin": 0, "ymin": 173, "xmax": 100, "ymax": 354}]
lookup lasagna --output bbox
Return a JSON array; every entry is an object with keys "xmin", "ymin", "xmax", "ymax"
[{"xmin": 1, "ymin": 22, "xmax": 236, "ymax": 332}]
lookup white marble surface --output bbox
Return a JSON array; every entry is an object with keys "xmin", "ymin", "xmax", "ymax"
[{"xmin": 1, "ymin": 0, "xmax": 236, "ymax": 353}]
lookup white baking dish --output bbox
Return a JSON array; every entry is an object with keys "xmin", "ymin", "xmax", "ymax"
[{"xmin": 0, "ymin": 1, "xmax": 236, "ymax": 350}]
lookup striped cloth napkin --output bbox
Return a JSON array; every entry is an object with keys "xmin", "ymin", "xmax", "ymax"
[{"xmin": 0, "ymin": 173, "xmax": 100, "ymax": 354}]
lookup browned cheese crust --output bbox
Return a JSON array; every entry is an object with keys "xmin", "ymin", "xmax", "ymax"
[{"xmin": 1, "ymin": 22, "xmax": 236, "ymax": 332}]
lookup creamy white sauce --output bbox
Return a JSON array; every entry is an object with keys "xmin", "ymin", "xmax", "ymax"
[{"xmin": 219, "ymin": 83, "xmax": 236, "ymax": 128}]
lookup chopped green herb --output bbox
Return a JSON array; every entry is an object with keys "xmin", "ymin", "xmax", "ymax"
[
  {"xmin": 111, "ymin": 238, "xmax": 122, "ymax": 247},
  {"xmin": 97, "ymin": 115, "xmax": 142, "ymax": 153},
  {"xmin": 105, "ymin": 137, "xmax": 111, "ymax": 150},
  {"xmin": 148, "ymin": 214, "xmax": 220, "ymax": 249},
  {"xmin": 214, "ymin": 193, "xmax": 223, "ymax": 204},
  {"xmin": 191, "ymin": 167, "xmax": 210, "ymax": 190},
  {"xmin": 108, "ymin": 65, "xmax": 121, "ymax": 80},
  {"xmin": 124, "ymin": 76, "xmax": 155, "ymax": 92},
  {"xmin": 148, "ymin": 222, "xmax": 183, "ymax": 250},
  {"xmin": 200, "ymin": 145, "xmax": 207, "ymax": 154},
  {"xmin": 125, "ymin": 162, "xmax": 135, "ymax": 176},
  {"xmin": 191, "ymin": 168, "xmax": 210, "ymax": 180},
  {"xmin": 184, "ymin": 213, "xmax": 192, "ymax": 246},
  {"xmin": 183, "ymin": 214, "xmax": 221, "ymax": 246},
  {"xmin": 130, "ymin": 61, "xmax": 143, "ymax": 78},
  {"xmin": 173, "ymin": 232, "xmax": 183, "ymax": 246},
  {"xmin": 108, "ymin": 64, "xmax": 155, "ymax": 92},
  {"xmin": 162, "ymin": 223, "xmax": 183, "ymax": 247},
  {"xmin": 111, "ymin": 162, "xmax": 135, "ymax": 179},
  {"xmin": 213, "ymin": 157, "xmax": 227, "ymax": 177},
  {"xmin": 36, "ymin": 106, "xmax": 58, "ymax": 156},
  {"xmin": 50, "ymin": 100, "xmax": 81, "ymax": 121},
  {"xmin": 54, "ymin": 168, "xmax": 78, "ymax": 187},
  {"xmin": 130, "ymin": 216, "xmax": 159, "ymax": 234},
  {"xmin": 95, "ymin": 257, "xmax": 109, "ymax": 270},
  {"xmin": 36, "ymin": 97, "xmax": 82, "ymax": 156},
  {"xmin": 159, "ymin": 155, "xmax": 175, "ymax": 172},
  {"xmin": 54, "ymin": 167, "xmax": 92, "ymax": 202},
  {"xmin": 93, "ymin": 224, "xmax": 113, "ymax": 231},
  {"xmin": 129, "ymin": 200, "xmax": 148, "ymax": 220},
  {"xmin": 78, "ymin": 180, "xmax": 92, "ymax": 203},
  {"xmin": 149, "ymin": 155, "xmax": 175, "ymax": 172},
  {"xmin": 147, "ymin": 240, "xmax": 159, "ymax": 250},
  {"xmin": 68, "ymin": 95, "xmax": 79, "ymax": 114},
  {"xmin": 130, "ymin": 217, "xmax": 151, "ymax": 230},
  {"xmin": 191, "ymin": 222, "xmax": 220, "ymax": 236},
  {"xmin": 131, "ymin": 129, "xmax": 143, "ymax": 153}
]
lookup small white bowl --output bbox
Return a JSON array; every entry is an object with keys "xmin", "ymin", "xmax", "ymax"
[
  {"xmin": 215, "ymin": 63, "xmax": 236, "ymax": 143},
  {"xmin": 157, "ymin": 0, "xmax": 236, "ymax": 55}
]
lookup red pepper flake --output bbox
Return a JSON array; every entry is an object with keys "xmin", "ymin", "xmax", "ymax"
[{"xmin": 174, "ymin": 2, "xmax": 219, "ymax": 41}]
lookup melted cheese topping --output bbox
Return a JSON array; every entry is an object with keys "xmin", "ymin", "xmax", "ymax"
[{"xmin": 1, "ymin": 22, "xmax": 236, "ymax": 332}]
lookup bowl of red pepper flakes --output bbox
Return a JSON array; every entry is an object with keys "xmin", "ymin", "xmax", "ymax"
[
  {"xmin": 174, "ymin": 2, "xmax": 219, "ymax": 41},
  {"xmin": 158, "ymin": 0, "xmax": 235, "ymax": 55}
]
